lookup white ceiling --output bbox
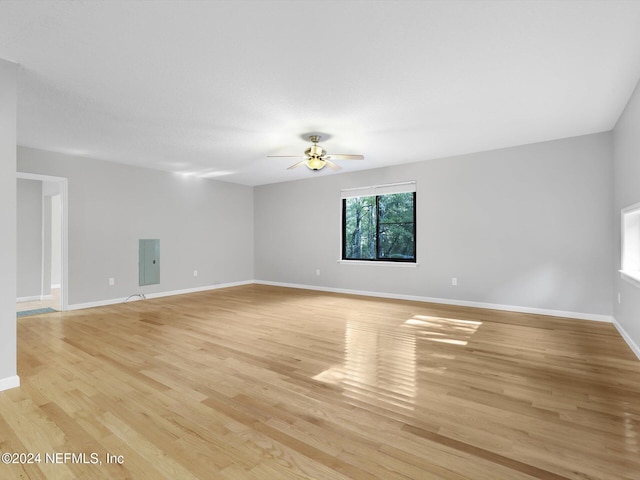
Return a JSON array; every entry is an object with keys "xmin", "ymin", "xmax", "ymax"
[{"xmin": 2, "ymin": 1, "xmax": 640, "ymax": 186}]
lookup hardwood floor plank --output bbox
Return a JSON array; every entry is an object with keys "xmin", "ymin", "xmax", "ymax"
[{"xmin": 402, "ymin": 423, "xmax": 571, "ymax": 480}]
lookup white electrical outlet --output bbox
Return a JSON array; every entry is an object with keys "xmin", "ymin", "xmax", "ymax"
[
  {"xmin": 451, "ymin": 277, "xmax": 457, "ymax": 286},
  {"xmin": 194, "ymin": 270, "xmax": 198, "ymax": 277},
  {"xmin": 618, "ymin": 292, "xmax": 621, "ymax": 304},
  {"xmin": 316, "ymin": 269, "xmax": 321, "ymax": 276},
  {"xmin": 108, "ymin": 278, "xmax": 115, "ymax": 286}
]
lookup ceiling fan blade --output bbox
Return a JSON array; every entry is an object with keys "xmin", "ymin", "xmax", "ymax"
[
  {"xmin": 268, "ymin": 155, "xmax": 305, "ymax": 158},
  {"xmin": 325, "ymin": 160, "xmax": 342, "ymax": 171},
  {"xmin": 326, "ymin": 154, "xmax": 364, "ymax": 160},
  {"xmin": 287, "ymin": 160, "xmax": 306, "ymax": 170}
]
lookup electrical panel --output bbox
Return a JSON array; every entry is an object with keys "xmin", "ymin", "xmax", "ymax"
[{"xmin": 139, "ymin": 239, "xmax": 160, "ymax": 286}]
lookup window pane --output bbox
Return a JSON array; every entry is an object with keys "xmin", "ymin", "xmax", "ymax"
[
  {"xmin": 377, "ymin": 193, "xmax": 415, "ymax": 260},
  {"xmin": 344, "ymin": 196, "xmax": 377, "ymax": 259},
  {"xmin": 623, "ymin": 206, "xmax": 640, "ymax": 273}
]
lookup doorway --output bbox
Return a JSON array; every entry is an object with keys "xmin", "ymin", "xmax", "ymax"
[{"xmin": 16, "ymin": 173, "xmax": 68, "ymax": 313}]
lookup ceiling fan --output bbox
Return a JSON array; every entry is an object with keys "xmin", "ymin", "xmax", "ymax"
[{"xmin": 268, "ymin": 135, "xmax": 364, "ymax": 171}]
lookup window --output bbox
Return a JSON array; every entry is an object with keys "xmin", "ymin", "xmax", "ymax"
[
  {"xmin": 341, "ymin": 182, "xmax": 416, "ymax": 262},
  {"xmin": 621, "ymin": 202, "xmax": 640, "ymax": 286}
]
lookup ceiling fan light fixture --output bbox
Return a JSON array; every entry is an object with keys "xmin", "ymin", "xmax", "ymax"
[{"xmin": 306, "ymin": 157, "xmax": 325, "ymax": 170}]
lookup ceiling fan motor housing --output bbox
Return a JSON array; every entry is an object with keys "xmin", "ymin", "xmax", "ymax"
[{"xmin": 305, "ymin": 145, "xmax": 325, "ymax": 157}]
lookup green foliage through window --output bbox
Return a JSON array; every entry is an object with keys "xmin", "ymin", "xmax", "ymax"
[{"xmin": 342, "ymin": 192, "xmax": 416, "ymax": 262}]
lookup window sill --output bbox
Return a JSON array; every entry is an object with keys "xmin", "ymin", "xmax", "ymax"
[
  {"xmin": 338, "ymin": 260, "xmax": 418, "ymax": 267},
  {"xmin": 620, "ymin": 270, "xmax": 640, "ymax": 288}
]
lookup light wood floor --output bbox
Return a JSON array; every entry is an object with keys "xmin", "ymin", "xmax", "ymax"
[{"xmin": 1, "ymin": 284, "xmax": 639, "ymax": 480}]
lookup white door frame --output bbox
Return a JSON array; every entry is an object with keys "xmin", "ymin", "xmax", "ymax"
[{"xmin": 16, "ymin": 172, "xmax": 69, "ymax": 311}]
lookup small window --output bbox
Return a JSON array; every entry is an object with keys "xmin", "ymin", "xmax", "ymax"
[
  {"xmin": 621, "ymin": 202, "xmax": 640, "ymax": 285},
  {"xmin": 341, "ymin": 182, "xmax": 416, "ymax": 262}
]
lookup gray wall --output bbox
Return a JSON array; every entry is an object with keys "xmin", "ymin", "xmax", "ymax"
[
  {"xmin": 0, "ymin": 59, "xmax": 17, "ymax": 387},
  {"xmin": 255, "ymin": 133, "xmax": 613, "ymax": 317},
  {"xmin": 17, "ymin": 179, "xmax": 43, "ymax": 299},
  {"xmin": 18, "ymin": 147, "xmax": 254, "ymax": 307},
  {"xmin": 614, "ymin": 78, "xmax": 640, "ymax": 350}
]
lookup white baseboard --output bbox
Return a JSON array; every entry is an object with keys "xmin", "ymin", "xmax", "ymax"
[
  {"xmin": 0, "ymin": 375, "xmax": 20, "ymax": 392},
  {"xmin": 67, "ymin": 296, "xmax": 126, "ymax": 311},
  {"xmin": 67, "ymin": 280, "xmax": 254, "ymax": 311},
  {"xmin": 17, "ymin": 295, "xmax": 41, "ymax": 303},
  {"xmin": 254, "ymin": 280, "xmax": 614, "ymax": 323},
  {"xmin": 612, "ymin": 317, "xmax": 640, "ymax": 360},
  {"xmin": 144, "ymin": 280, "xmax": 253, "ymax": 300},
  {"xmin": 17, "ymin": 294, "xmax": 53, "ymax": 303}
]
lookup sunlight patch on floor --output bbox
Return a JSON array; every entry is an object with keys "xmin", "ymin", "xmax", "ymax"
[{"xmin": 405, "ymin": 315, "xmax": 482, "ymax": 346}]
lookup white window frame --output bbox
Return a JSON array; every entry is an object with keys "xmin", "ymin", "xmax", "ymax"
[
  {"xmin": 338, "ymin": 181, "xmax": 418, "ymax": 267},
  {"xmin": 621, "ymin": 202, "xmax": 640, "ymax": 288}
]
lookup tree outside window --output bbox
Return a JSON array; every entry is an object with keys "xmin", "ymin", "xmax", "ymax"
[{"xmin": 342, "ymin": 191, "xmax": 416, "ymax": 262}]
